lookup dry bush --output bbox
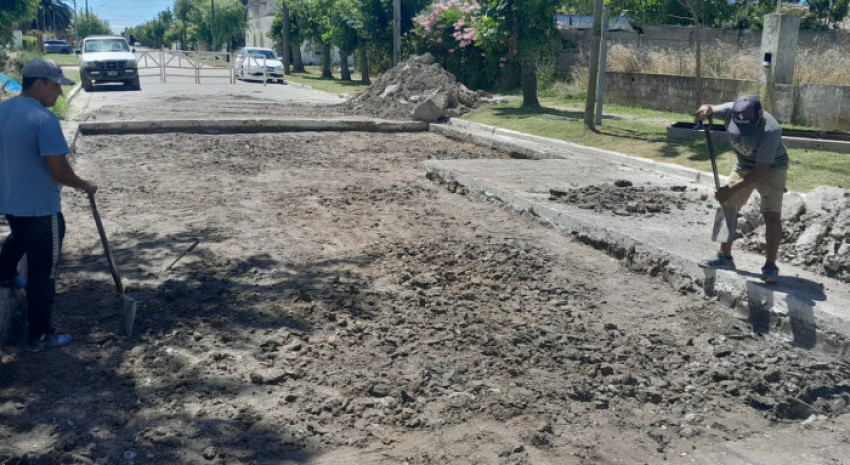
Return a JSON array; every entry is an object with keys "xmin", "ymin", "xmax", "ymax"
[
  {"xmin": 604, "ymin": 42, "xmax": 848, "ymax": 86},
  {"xmin": 794, "ymin": 47, "xmax": 850, "ymax": 86}
]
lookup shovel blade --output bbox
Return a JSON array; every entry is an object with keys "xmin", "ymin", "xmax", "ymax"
[
  {"xmin": 712, "ymin": 206, "xmax": 738, "ymax": 243},
  {"xmin": 122, "ymin": 295, "xmax": 138, "ymax": 336}
]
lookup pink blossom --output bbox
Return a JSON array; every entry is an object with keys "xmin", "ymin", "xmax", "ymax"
[
  {"xmin": 499, "ymin": 63, "xmax": 505, "ymax": 68},
  {"xmin": 449, "ymin": 48, "xmax": 455, "ymax": 53},
  {"xmin": 436, "ymin": 37, "xmax": 443, "ymax": 43}
]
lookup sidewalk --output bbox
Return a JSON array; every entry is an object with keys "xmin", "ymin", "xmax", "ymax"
[{"xmin": 429, "ymin": 119, "xmax": 850, "ymax": 354}]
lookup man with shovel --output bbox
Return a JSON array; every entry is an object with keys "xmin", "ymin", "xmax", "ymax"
[
  {"xmin": 0, "ymin": 59, "xmax": 98, "ymax": 352},
  {"xmin": 695, "ymin": 94, "xmax": 789, "ymax": 283}
]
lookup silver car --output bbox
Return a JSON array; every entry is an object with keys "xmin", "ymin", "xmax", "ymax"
[
  {"xmin": 234, "ymin": 47, "xmax": 285, "ymax": 83},
  {"xmin": 44, "ymin": 39, "xmax": 73, "ymax": 54}
]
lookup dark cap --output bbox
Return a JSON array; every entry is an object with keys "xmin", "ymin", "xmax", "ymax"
[
  {"xmin": 21, "ymin": 58, "xmax": 75, "ymax": 86},
  {"xmin": 728, "ymin": 95, "xmax": 762, "ymax": 136}
]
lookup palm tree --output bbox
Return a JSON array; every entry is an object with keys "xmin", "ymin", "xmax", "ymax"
[{"xmin": 33, "ymin": 0, "xmax": 74, "ymax": 34}]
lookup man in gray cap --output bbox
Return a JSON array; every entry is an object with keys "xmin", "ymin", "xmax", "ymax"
[
  {"xmin": 0, "ymin": 58, "xmax": 97, "ymax": 352},
  {"xmin": 695, "ymin": 94, "xmax": 789, "ymax": 283}
]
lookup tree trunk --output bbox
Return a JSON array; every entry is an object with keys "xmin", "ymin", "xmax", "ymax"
[
  {"xmin": 321, "ymin": 43, "xmax": 333, "ymax": 78},
  {"xmin": 339, "ymin": 49, "xmax": 351, "ymax": 81},
  {"xmin": 281, "ymin": 3, "xmax": 291, "ymax": 75},
  {"xmin": 358, "ymin": 42, "xmax": 370, "ymax": 84},
  {"xmin": 520, "ymin": 59, "xmax": 539, "ymax": 108},
  {"xmin": 292, "ymin": 42, "xmax": 304, "ymax": 72}
]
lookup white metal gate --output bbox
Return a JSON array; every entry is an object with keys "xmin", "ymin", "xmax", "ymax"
[{"xmin": 135, "ymin": 50, "xmax": 235, "ymax": 84}]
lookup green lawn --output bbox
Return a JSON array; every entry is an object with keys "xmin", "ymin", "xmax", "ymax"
[
  {"xmin": 42, "ymin": 52, "xmax": 80, "ymax": 67},
  {"xmin": 462, "ymin": 94, "xmax": 850, "ymax": 193},
  {"xmin": 283, "ymin": 65, "xmax": 371, "ymax": 97}
]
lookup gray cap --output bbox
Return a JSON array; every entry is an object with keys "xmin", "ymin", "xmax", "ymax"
[
  {"xmin": 728, "ymin": 94, "xmax": 762, "ymax": 136},
  {"xmin": 21, "ymin": 58, "xmax": 75, "ymax": 86}
]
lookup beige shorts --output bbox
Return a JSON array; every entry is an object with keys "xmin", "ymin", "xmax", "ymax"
[{"xmin": 724, "ymin": 169, "xmax": 787, "ymax": 213}]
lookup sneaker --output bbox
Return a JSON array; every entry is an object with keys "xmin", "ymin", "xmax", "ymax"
[
  {"xmin": 26, "ymin": 333, "xmax": 72, "ymax": 352},
  {"xmin": 0, "ymin": 276, "xmax": 25, "ymax": 289},
  {"xmin": 698, "ymin": 253, "xmax": 736, "ymax": 270},
  {"xmin": 761, "ymin": 264, "xmax": 780, "ymax": 284}
]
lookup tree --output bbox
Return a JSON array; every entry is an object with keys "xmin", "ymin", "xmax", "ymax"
[
  {"xmin": 69, "ymin": 11, "xmax": 111, "ymax": 39},
  {"xmin": 1, "ymin": 0, "xmax": 40, "ymax": 44},
  {"xmin": 32, "ymin": 0, "xmax": 73, "ymax": 34},
  {"xmin": 481, "ymin": 0, "xmax": 563, "ymax": 107},
  {"xmin": 205, "ymin": 0, "xmax": 246, "ymax": 51}
]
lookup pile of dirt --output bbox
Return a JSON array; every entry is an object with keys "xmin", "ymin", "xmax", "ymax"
[
  {"xmin": 739, "ymin": 186, "xmax": 850, "ymax": 282},
  {"xmin": 548, "ymin": 181, "xmax": 702, "ymax": 216},
  {"xmin": 341, "ymin": 54, "xmax": 485, "ymax": 122}
]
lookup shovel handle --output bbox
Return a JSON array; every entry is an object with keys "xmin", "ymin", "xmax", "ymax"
[
  {"xmin": 703, "ymin": 117, "xmax": 722, "ymax": 189},
  {"xmin": 88, "ymin": 192, "xmax": 125, "ymax": 294}
]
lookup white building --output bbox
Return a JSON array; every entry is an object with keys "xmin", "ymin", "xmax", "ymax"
[{"xmin": 245, "ymin": 0, "xmax": 277, "ymax": 49}]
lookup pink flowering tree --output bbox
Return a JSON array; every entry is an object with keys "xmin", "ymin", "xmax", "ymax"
[
  {"xmin": 411, "ymin": 0, "xmax": 509, "ymax": 89},
  {"xmin": 412, "ymin": 0, "xmax": 562, "ymax": 107}
]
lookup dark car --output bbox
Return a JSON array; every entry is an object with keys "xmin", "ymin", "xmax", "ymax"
[{"xmin": 44, "ymin": 39, "xmax": 73, "ymax": 54}]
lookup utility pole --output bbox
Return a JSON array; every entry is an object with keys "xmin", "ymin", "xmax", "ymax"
[
  {"xmin": 584, "ymin": 0, "xmax": 604, "ymax": 130},
  {"xmin": 282, "ymin": 2, "xmax": 291, "ymax": 74},
  {"xmin": 594, "ymin": 3, "xmax": 608, "ymax": 126},
  {"xmin": 211, "ymin": 0, "xmax": 216, "ymax": 52},
  {"xmin": 393, "ymin": 0, "xmax": 401, "ymax": 65}
]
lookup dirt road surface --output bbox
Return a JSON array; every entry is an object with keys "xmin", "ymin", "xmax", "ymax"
[{"xmin": 2, "ymin": 79, "xmax": 850, "ymax": 465}]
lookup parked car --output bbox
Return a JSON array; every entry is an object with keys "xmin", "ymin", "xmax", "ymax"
[
  {"xmin": 77, "ymin": 35, "xmax": 140, "ymax": 91},
  {"xmin": 234, "ymin": 47, "xmax": 284, "ymax": 83},
  {"xmin": 44, "ymin": 39, "xmax": 72, "ymax": 54}
]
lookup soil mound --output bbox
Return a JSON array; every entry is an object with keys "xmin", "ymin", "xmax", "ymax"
[
  {"xmin": 740, "ymin": 186, "xmax": 850, "ymax": 282},
  {"xmin": 341, "ymin": 54, "xmax": 484, "ymax": 122},
  {"xmin": 548, "ymin": 181, "xmax": 700, "ymax": 216}
]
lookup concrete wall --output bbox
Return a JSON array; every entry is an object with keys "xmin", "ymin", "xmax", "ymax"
[
  {"xmin": 562, "ymin": 26, "xmax": 850, "ymax": 55},
  {"xmin": 247, "ymin": 15, "xmax": 274, "ymax": 49},
  {"xmin": 604, "ymin": 72, "xmax": 850, "ymax": 131}
]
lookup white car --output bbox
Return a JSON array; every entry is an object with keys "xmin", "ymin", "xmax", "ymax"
[
  {"xmin": 234, "ymin": 47, "xmax": 284, "ymax": 83},
  {"xmin": 77, "ymin": 35, "xmax": 140, "ymax": 91}
]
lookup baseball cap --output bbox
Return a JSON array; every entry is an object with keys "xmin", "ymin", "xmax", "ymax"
[
  {"xmin": 21, "ymin": 58, "xmax": 75, "ymax": 85},
  {"xmin": 728, "ymin": 95, "xmax": 762, "ymax": 136}
]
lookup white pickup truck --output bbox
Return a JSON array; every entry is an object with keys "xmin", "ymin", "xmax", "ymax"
[{"xmin": 77, "ymin": 35, "xmax": 140, "ymax": 91}]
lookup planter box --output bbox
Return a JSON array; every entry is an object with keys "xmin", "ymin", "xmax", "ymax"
[{"xmin": 667, "ymin": 122, "xmax": 850, "ymax": 154}]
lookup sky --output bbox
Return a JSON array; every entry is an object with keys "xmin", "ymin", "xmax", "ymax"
[{"xmin": 70, "ymin": 0, "xmax": 176, "ymax": 34}]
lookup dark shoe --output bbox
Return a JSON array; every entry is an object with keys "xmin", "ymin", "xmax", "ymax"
[
  {"xmin": 26, "ymin": 333, "xmax": 72, "ymax": 352},
  {"xmin": 0, "ymin": 276, "xmax": 25, "ymax": 289},
  {"xmin": 761, "ymin": 264, "xmax": 780, "ymax": 284},
  {"xmin": 698, "ymin": 253, "xmax": 736, "ymax": 270}
]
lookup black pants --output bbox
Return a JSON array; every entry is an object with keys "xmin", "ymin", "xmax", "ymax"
[{"xmin": 0, "ymin": 213, "xmax": 65, "ymax": 342}]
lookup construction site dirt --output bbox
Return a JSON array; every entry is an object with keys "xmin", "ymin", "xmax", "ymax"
[{"xmin": 1, "ymin": 69, "xmax": 850, "ymax": 464}]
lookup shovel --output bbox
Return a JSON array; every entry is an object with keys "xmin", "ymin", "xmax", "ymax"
[
  {"xmin": 88, "ymin": 192, "xmax": 138, "ymax": 336},
  {"xmin": 703, "ymin": 119, "xmax": 737, "ymax": 243}
]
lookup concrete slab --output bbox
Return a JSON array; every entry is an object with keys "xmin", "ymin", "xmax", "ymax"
[
  {"xmin": 77, "ymin": 118, "xmax": 429, "ymax": 135},
  {"xmin": 426, "ymin": 120, "xmax": 850, "ymax": 356}
]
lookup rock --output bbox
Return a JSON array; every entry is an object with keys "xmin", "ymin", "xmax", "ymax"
[
  {"xmin": 249, "ymin": 368, "xmax": 289, "ymax": 385},
  {"xmin": 202, "ymin": 446, "xmax": 217, "ymax": 460},
  {"xmin": 775, "ymin": 397, "xmax": 813, "ymax": 420},
  {"xmin": 380, "ymin": 84, "xmax": 400, "ymax": 99},
  {"xmin": 412, "ymin": 92, "xmax": 448, "ymax": 122}
]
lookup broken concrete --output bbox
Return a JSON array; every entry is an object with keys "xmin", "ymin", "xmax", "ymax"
[{"xmin": 427, "ymin": 119, "xmax": 850, "ymax": 354}]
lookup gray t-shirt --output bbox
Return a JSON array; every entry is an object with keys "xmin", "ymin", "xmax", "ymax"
[
  {"xmin": 714, "ymin": 102, "xmax": 789, "ymax": 172},
  {"xmin": 0, "ymin": 96, "xmax": 69, "ymax": 216}
]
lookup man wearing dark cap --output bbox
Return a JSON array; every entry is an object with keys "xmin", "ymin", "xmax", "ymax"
[
  {"xmin": 695, "ymin": 94, "xmax": 789, "ymax": 283},
  {"xmin": 0, "ymin": 58, "xmax": 97, "ymax": 351}
]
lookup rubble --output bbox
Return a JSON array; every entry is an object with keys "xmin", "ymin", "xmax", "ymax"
[
  {"xmin": 740, "ymin": 186, "xmax": 850, "ymax": 282},
  {"xmin": 341, "ymin": 53, "xmax": 487, "ymax": 121}
]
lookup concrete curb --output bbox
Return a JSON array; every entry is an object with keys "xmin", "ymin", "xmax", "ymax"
[
  {"xmin": 77, "ymin": 118, "xmax": 429, "ymax": 135},
  {"xmin": 433, "ymin": 118, "xmax": 730, "ymax": 189}
]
